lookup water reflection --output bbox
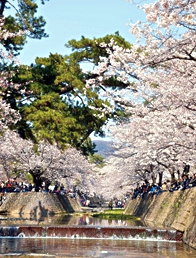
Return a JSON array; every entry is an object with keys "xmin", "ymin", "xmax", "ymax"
[
  {"xmin": 0, "ymin": 215, "xmax": 195, "ymax": 257},
  {"xmin": 0, "ymin": 214, "xmax": 144, "ymax": 227},
  {"xmin": 0, "ymin": 238, "xmax": 196, "ymax": 257},
  {"xmin": 77, "ymin": 214, "xmax": 144, "ymax": 227}
]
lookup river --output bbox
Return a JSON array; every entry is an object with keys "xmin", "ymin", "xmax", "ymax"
[
  {"xmin": 0, "ymin": 238, "xmax": 196, "ymax": 257},
  {"xmin": 0, "ymin": 215, "xmax": 196, "ymax": 257}
]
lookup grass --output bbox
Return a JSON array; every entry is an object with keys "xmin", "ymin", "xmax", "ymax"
[{"xmin": 92, "ymin": 209, "xmax": 140, "ymax": 220}]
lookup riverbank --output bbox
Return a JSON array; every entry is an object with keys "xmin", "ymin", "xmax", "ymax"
[
  {"xmin": 1, "ymin": 189, "xmax": 195, "ymax": 249},
  {"xmin": 124, "ymin": 186, "xmax": 196, "ymax": 249},
  {"xmin": 0, "ymin": 192, "xmax": 82, "ymax": 216}
]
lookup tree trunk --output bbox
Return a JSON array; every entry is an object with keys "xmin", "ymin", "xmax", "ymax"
[
  {"xmin": 0, "ymin": 0, "xmax": 6, "ymax": 16},
  {"xmin": 29, "ymin": 170, "xmax": 42, "ymax": 192},
  {"xmin": 177, "ymin": 170, "xmax": 181, "ymax": 181},
  {"xmin": 170, "ymin": 169, "xmax": 175, "ymax": 183},
  {"xmin": 151, "ymin": 173, "xmax": 157, "ymax": 184},
  {"xmin": 183, "ymin": 164, "xmax": 190, "ymax": 175},
  {"xmin": 158, "ymin": 172, "xmax": 163, "ymax": 186}
]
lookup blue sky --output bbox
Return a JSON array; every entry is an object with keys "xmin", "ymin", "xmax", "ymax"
[{"xmin": 18, "ymin": 0, "xmax": 144, "ymax": 65}]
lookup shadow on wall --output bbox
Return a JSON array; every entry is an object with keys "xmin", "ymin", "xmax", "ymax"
[
  {"xmin": 26, "ymin": 195, "xmax": 76, "ymax": 217},
  {"xmin": 18, "ymin": 200, "xmax": 55, "ymax": 221},
  {"xmin": 0, "ymin": 192, "xmax": 81, "ymax": 217},
  {"xmin": 57, "ymin": 194, "xmax": 75, "ymax": 213}
]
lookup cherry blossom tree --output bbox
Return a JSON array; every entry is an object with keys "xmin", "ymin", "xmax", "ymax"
[
  {"xmin": 0, "ymin": 17, "xmax": 26, "ymax": 133},
  {"xmin": 86, "ymin": 0, "xmax": 196, "ymax": 185},
  {"xmin": 0, "ymin": 17, "xmax": 102, "ymax": 194},
  {"xmin": 0, "ymin": 130, "xmax": 96, "ymax": 191},
  {"xmin": 0, "ymin": 17, "xmax": 27, "ymax": 181}
]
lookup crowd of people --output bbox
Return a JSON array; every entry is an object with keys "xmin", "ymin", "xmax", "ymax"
[
  {"xmin": 1, "ymin": 166, "xmax": 196, "ymax": 209},
  {"xmin": 0, "ymin": 178, "xmax": 55, "ymax": 193},
  {"xmin": 0, "ymin": 178, "xmax": 78, "ymax": 195},
  {"xmin": 108, "ymin": 198, "xmax": 127, "ymax": 210},
  {"xmin": 131, "ymin": 172, "xmax": 196, "ymax": 200},
  {"xmin": 0, "ymin": 177, "xmax": 105, "ymax": 209}
]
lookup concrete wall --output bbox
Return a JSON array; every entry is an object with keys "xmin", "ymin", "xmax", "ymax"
[
  {"xmin": 0, "ymin": 192, "xmax": 82, "ymax": 216},
  {"xmin": 124, "ymin": 187, "xmax": 196, "ymax": 249}
]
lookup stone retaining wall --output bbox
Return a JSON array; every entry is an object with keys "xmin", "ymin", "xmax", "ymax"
[
  {"xmin": 124, "ymin": 187, "xmax": 196, "ymax": 249},
  {"xmin": 0, "ymin": 192, "xmax": 82, "ymax": 216}
]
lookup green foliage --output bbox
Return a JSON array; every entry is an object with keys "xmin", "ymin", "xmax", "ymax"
[
  {"xmin": 66, "ymin": 32, "xmax": 132, "ymax": 92},
  {"xmin": 104, "ymin": 209, "xmax": 125, "ymax": 214},
  {"xmin": 11, "ymin": 53, "xmax": 112, "ymax": 154},
  {"xmin": 144, "ymin": 99, "xmax": 150, "ymax": 106},
  {"xmin": 2, "ymin": 16, "xmax": 26, "ymax": 54},
  {"xmin": 92, "ymin": 210, "xmax": 139, "ymax": 220},
  {"xmin": 75, "ymin": 178, "xmax": 81, "ymax": 186},
  {"xmin": 5, "ymin": 34, "xmax": 131, "ymax": 155},
  {"xmin": 66, "ymin": 32, "xmax": 132, "ymax": 66},
  {"xmin": 25, "ymin": 172, "xmax": 33, "ymax": 183},
  {"xmin": 89, "ymin": 154, "xmax": 105, "ymax": 168},
  {"xmin": 151, "ymin": 82, "xmax": 159, "ymax": 88},
  {"xmin": 0, "ymin": 0, "xmax": 49, "ymax": 55}
]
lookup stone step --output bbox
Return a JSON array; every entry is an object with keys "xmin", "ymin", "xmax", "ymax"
[{"xmin": 0, "ymin": 225, "xmax": 183, "ymax": 241}]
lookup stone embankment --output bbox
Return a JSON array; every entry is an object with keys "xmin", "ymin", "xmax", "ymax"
[
  {"xmin": 0, "ymin": 192, "xmax": 82, "ymax": 216},
  {"xmin": 124, "ymin": 187, "xmax": 196, "ymax": 249}
]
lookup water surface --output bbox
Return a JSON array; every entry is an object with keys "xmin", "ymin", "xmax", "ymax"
[
  {"xmin": 0, "ymin": 238, "xmax": 196, "ymax": 257},
  {"xmin": 0, "ymin": 214, "xmax": 144, "ymax": 227},
  {"xmin": 0, "ymin": 215, "xmax": 195, "ymax": 257}
]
